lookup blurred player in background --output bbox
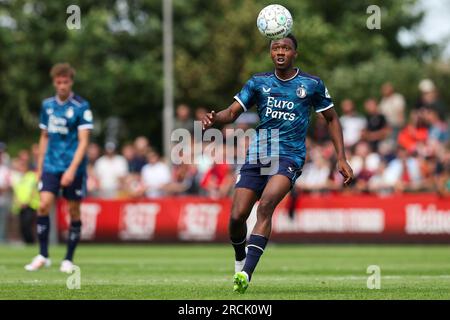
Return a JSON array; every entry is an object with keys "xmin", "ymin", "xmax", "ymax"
[
  {"xmin": 202, "ymin": 34, "xmax": 353, "ymax": 293},
  {"xmin": 25, "ymin": 63, "xmax": 93, "ymax": 273}
]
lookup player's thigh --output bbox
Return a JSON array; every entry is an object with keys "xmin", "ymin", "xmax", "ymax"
[
  {"xmin": 230, "ymin": 187, "xmax": 259, "ymax": 222},
  {"xmin": 258, "ymin": 175, "xmax": 292, "ymax": 215},
  {"xmin": 38, "ymin": 172, "xmax": 61, "ymax": 212},
  {"xmin": 62, "ymin": 174, "xmax": 85, "ymax": 202}
]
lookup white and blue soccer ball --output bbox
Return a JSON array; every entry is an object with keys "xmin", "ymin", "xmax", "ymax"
[{"xmin": 257, "ymin": 4, "xmax": 293, "ymax": 40}]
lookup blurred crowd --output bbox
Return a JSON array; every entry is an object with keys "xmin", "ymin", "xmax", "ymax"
[
  {"xmin": 307, "ymin": 80, "xmax": 449, "ymax": 196},
  {"xmin": 0, "ymin": 79, "xmax": 449, "ymax": 242}
]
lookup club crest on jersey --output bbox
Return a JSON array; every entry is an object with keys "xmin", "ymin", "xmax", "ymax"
[
  {"xmin": 296, "ymin": 87, "xmax": 307, "ymax": 99},
  {"xmin": 66, "ymin": 107, "xmax": 74, "ymax": 119}
]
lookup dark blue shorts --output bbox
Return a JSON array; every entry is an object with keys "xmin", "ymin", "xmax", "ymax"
[
  {"xmin": 235, "ymin": 157, "xmax": 303, "ymax": 198},
  {"xmin": 39, "ymin": 172, "xmax": 86, "ymax": 201}
]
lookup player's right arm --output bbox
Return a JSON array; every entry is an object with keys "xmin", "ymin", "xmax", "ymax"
[
  {"xmin": 37, "ymin": 102, "xmax": 50, "ymax": 180},
  {"xmin": 36, "ymin": 130, "xmax": 48, "ymax": 180},
  {"xmin": 201, "ymin": 101, "xmax": 244, "ymax": 130}
]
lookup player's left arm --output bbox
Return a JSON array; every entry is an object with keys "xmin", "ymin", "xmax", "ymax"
[
  {"xmin": 61, "ymin": 104, "xmax": 93, "ymax": 187},
  {"xmin": 61, "ymin": 129, "xmax": 90, "ymax": 187},
  {"xmin": 321, "ymin": 108, "xmax": 354, "ymax": 186}
]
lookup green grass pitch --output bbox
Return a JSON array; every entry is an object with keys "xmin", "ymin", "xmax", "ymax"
[{"xmin": 0, "ymin": 244, "xmax": 449, "ymax": 299}]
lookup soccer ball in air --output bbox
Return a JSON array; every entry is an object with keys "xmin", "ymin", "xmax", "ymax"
[{"xmin": 256, "ymin": 4, "xmax": 293, "ymax": 40}]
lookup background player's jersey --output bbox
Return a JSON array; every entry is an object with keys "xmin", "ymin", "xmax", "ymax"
[
  {"xmin": 39, "ymin": 93, "xmax": 93, "ymax": 175},
  {"xmin": 234, "ymin": 68, "xmax": 333, "ymax": 168}
]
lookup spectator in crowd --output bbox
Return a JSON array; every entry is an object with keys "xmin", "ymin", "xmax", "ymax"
[
  {"xmin": 296, "ymin": 148, "xmax": 331, "ymax": 193},
  {"xmin": 379, "ymin": 82, "xmax": 406, "ymax": 140},
  {"xmin": 174, "ymin": 103, "xmax": 194, "ymax": 133},
  {"xmin": 87, "ymin": 142, "xmax": 101, "ymax": 166},
  {"xmin": 398, "ymin": 110, "xmax": 428, "ymax": 154},
  {"xmin": 437, "ymin": 151, "xmax": 450, "ymax": 196},
  {"xmin": 121, "ymin": 143, "xmax": 139, "ymax": 173},
  {"xmin": 86, "ymin": 163, "xmax": 100, "ymax": 197},
  {"xmin": 423, "ymin": 108, "xmax": 449, "ymax": 148},
  {"xmin": 119, "ymin": 173, "xmax": 144, "ymax": 199},
  {"xmin": 0, "ymin": 142, "xmax": 11, "ymax": 243},
  {"xmin": 16, "ymin": 149, "xmax": 31, "ymax": 170},
  {"xmin": 367, "ymin": 160, "xmax": 390, "ymax": 194},
  {"xmin": 349, "ymin": 141, "xmax": 380, "ymax": 193},
  {"xmin": 199, "ymin": 144, "xmax": 234, "ymax": 199},
  {"xmin": 10, "ymin": 158, "xmax": 39, "ymax": 244},
  {"xmin": 162, "ymin": 163, "xmax": 198, "ymax": 196},
  {"xmin": 195, "ymin": 107, "xmax": 208, "ymax": 122},
  {"xmin": 383, "ymin": 147, "xmax": 423, "ymax": 193},
  {"xmin": 361, "ymin": 98, "xmax": 391, "ymax": 151},
  {"xmin": 141, "ymin": 149, "xmax": 171, "ymax": 198},
  {"xmin": 339, "ymin": 99, "xmax": 367, "ymax": 148},
  {"xmin": 416, "ymin": 79, "xmax": 447, "ymax": 120},
  {"xmin": 419, "ymin": 155, "xmax": 444, "ymax": 192},
  {"xmin": 377, "ymin": 139, "xmax": 397, "ymax": 163},
  {"xmin": 29, "ymin": 143, "xmax": 39, "ymax": 171},
  {"xmin": 94, "ymin": 142, "xmax": 129, "ymax": 198},
  {"xmin": 131, "ymin": 136, "xmax": 150, "ymax": 173}
]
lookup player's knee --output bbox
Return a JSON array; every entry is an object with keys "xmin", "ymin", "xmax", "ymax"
[
  {"xmin": 257, "ymin": 198, "xmax": 277, "ymax": 216},
  {"xmin": 230, "ymin": 203, "xmax": 248, "ymax": 222},
  {"xmin": 38, "ymin": 202, "xmax": 51, "ymax": 216},
  {"xmin": 229, "ymin": 215, "xmax": 246, "ymax": 228},
  {"xmin": 68, "ymin": 202, "xmax": 81, "ymax": 219}
]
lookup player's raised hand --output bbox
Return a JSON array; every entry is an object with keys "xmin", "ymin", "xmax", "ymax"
[
  {"xmin": 337, "ymin": 159, "xmax": 354, "ymax": 186},
  {"xmin": 202, "ymin": 111, "xmax": 216, "ymax": 130}
]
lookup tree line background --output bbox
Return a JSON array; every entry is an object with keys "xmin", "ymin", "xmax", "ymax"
[{"xmin": 0, "ymin": 0, "xmax": 449, "ymax": 154}]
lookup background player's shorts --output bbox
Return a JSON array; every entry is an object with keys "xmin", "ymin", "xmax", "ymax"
[
  {"xmin": 39, "ymin": 172, "xmax": 86, "ymax": 201},
  {"xmin": 235, "ymin": 157, "xmax": 303, "ymax": 198}
]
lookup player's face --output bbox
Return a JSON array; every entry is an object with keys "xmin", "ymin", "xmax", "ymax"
[
  {"xmin": 53, "ymin": 75, "xmax": 73, "ymax": 99},
  {"xmin": 270, "ymin": 38, "xmax": 297, "ymax": 70}
]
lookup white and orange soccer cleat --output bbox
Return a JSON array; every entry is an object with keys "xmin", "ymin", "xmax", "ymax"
[{"xmin": 24, "ymin": 255, "xmax": 51, "ymax": 271}]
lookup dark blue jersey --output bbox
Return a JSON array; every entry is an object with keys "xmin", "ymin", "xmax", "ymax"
[
  {"xmin": 39, "ymin": 93, "xmax": 94, "ymax": 175},
  {"xmin": 234, "ymin": 68, "xmax": 333, "ymax": 168}
]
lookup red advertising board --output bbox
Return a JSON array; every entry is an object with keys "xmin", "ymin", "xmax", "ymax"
[{"xmin": 56, "ymin": 194, "xmax": 450, "ymax": 243}]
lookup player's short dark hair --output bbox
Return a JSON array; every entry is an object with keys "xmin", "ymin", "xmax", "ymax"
[
  {"xmin": 50, "ymin": 63, "xmax": 76, "ymax": 79},
  {"xmin": 269, "ymin": 33, "xmax": 298, "ymax": 51},
  {"xmin": 285, "ymin": 34, "xmax": 298, "ymax": 50}
]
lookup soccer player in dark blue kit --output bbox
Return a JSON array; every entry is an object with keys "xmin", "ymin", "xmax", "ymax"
[
  {"xmin": 202, "ymin": 34, "xmax": 354, "ymax": 293},
  {"xmin": 25, "ymin": 63, "xmax": 93, "ymax": 273}
]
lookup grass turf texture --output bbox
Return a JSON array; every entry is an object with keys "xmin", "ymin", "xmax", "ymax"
[{"xmin": 0, "ymin": 244, "xmax": 449, "ymax": 300}]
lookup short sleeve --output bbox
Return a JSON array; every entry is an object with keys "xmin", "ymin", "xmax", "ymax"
[
  {"xmin": 234, "ymin": 77, "xmax": 257, "ymax": 112},
  {"xmin": 39, "ymin": 103, "xmax": 49, "ymax": 130},
  {"xmin": 312, "ymin": 79, "xmax": 334, "ymax": 113},
  {"xmin": 77, "ymin": 102, "xmax": 94, "ymax": 130}
]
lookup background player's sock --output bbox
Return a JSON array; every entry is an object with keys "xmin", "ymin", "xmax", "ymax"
[
  {"xmin": 37, "ymin": 216, "xmax": 50, "ymax": 258},
  {"xmin": 243, "ymin": 234, "xmax": 268, "ymax": 280},
  {"xmin": 64, "ymin": 221, "xmax": 82, "ymax": 261},
  {"xmin": 231, "ymin": 235, "xmax": 247, "ymax": 261}
]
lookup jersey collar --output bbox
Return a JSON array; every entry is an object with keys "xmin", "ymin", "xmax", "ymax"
[
  {"xmin": 274, "ymin": 68, "xmax": 299, "ymax": 82},
  {"xmin": 55, "ymin": 92, "xmax": 74, "ymax": 106}
]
